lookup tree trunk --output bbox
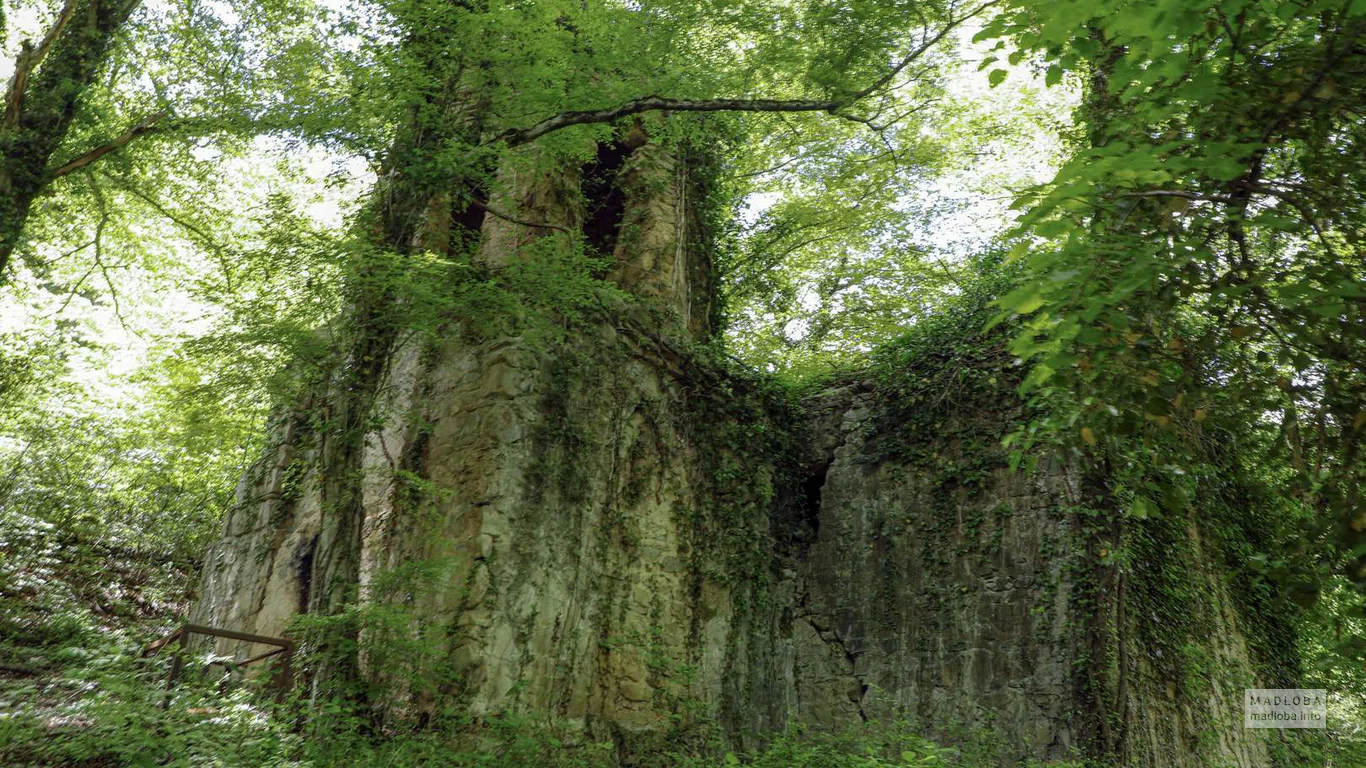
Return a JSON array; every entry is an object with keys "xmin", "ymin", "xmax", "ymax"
[{"xmin": 1, "ymin": 0, "xmax": 141, "ymax": 279}]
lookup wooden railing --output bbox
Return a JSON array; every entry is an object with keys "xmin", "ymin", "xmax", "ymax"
[{"xmin": 142, "ymin": 623, "xmax": 294, "ymax": 705}]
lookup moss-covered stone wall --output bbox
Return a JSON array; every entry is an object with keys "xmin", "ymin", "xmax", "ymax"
[{"xmin": 193, "ymin": 146, "xmax": 1296, "ymax": 766}]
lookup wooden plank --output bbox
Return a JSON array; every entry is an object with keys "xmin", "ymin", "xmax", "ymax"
[
  {"xmin": 152, "ymin": 623, "xmax": 297, "ymax": 702},
  {"xmin": 239, "ymin": 647, "xmax": 286, "ymax": 667},
  {"xmin": 142, "ymin": 625, "xmax": 183, "ymax": 657},
  {"xmin": 181, "ymin": 623, "xmax": 290, "ymax": 648}
]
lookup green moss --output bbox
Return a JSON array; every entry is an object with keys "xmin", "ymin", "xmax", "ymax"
[
  {"xmin": 678, "ymin": 349, "xmax": 804, "ymax": 587},
  {"xmin": 525, "ymin": 349, "xmax": 595, "ymax": 508}
]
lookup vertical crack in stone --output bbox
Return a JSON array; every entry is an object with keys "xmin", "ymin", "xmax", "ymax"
[
  {"xmin": 797, "ymin": 460, "xmax": 829, "ymax": 545},
  {"xmin": 826, "ymin": 627, "xmax": 870, "ymax": 723},
  {"xmin": 296, "ymin": 535, "xmax": 318, "ymax": 614}
]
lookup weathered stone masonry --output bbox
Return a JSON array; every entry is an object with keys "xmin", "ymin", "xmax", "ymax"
[{"xmin": 195, "ymin": 139, "xmax": 1283, "ymax": 767}]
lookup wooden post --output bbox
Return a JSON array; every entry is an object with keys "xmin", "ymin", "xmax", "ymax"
[
  {"xmin": 272, "ymin": 639, "xmax": 295, "ymax": 698},
  {"xmin": 160, "ymin": 625, "xmax": 186, "ymax": 709}
]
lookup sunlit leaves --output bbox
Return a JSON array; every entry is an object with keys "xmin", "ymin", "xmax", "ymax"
[{"xmin": 980, "ymin": 0, "xmax": 1366, "ymax": 618}]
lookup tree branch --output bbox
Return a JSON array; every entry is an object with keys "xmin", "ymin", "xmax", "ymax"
[
  {"xmin": 102, "ymin": 170, "xmax": 237, "ymax": 293},
  {"xmin": 46, "ymin": 112, "xmax": 167, "ymax": 179},
  {"xmin": 83, "ymin": 170, "xmax": 137, "ymax": 334},
  {"xmin": 488, "ymin": 1, "xmax": 993, "ymax": 148},
  {"xmin": 3, "ymin": 0, "xmax": 79, "ymax": 127},
  {"xmin": 492, "ymin": 96, "xmax": 848, "ymax": 148},
  {"xmin": 1117, "ymin": 189, "xmax": 1237, "ymax": 204},
  {"xmin": 1123, "ymin": 185, "xmax": 1342, "ymax": 260}
]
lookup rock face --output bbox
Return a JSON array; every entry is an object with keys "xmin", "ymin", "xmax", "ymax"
[
  {"xmin": 194, "ymin": 140, "xmax": 1285, "ymax": 765},
  {"xmin": 787, "ymin": 386, "xmax": 1275, "ymax": 767},
  {"xmin": 195, "ymin": 316, "xmax": 792, "ymax": 739},
  {"xmin": 791, "ymin": 387, "xmax": 1082, "ymax": 752}
]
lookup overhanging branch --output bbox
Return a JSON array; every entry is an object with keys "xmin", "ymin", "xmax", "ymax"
[
  {"xmin": 46, "ymin": 111, "xmax": 167, "ymax": 179},
  {"xmin": 492, "ymin": 96, "xmax": 848, "ymax": 148},
  {"xmin": 488, "ymin": 0, "xmax": 994, "ymax": 148}
]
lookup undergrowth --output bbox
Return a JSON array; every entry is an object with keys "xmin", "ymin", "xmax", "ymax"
[{"xmin": 0, "ymin": 510, "xmax": 1096, "ymax": 767}]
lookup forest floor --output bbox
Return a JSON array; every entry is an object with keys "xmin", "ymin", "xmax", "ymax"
[
  {"xmin": 3, "ymin": 508, "xmax": 1356, "ymax": 767},
  {"xmin": 0, "ymin": 508, "xmax": 1088, "ymax": 767}
]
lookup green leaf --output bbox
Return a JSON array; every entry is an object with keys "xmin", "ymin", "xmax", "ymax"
[
  {"xmin": 1023, "ymin": 363, "xmax": 1057, "ymax": 389},
  {"xmin": 1129, "ymin": 497, "xmax": 1155, "ymax": 519},
  {"xmin": 997, "ymin": 284, "xmax": 1047, "ymax": 315},
  {"xmin": 1308, "ymin": 301, "xmax": 1346, "ymax": 318},
  {"xmin": 1144, "ymin": 396, "xmax": 1171, "ymax": 417},
  {"xmin": 988, "ymin": 69, "xmax": 1008, "ymax": 87}
]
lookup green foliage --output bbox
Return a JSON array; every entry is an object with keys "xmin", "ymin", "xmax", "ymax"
[
  {"xmin": 0, "ymin": 324, "xmax": 253, "ymax": 560},
  {"xmin": 871, "ymin": 258, "xmax": 1021, "ymax": 409},
  {"xmin": 718, "ymin": 104, "xmax": 956, "ymax": 376},
  {"xmin": 1, "ymin": 675, "xmax": 301, "ymax": 767},
  {"xmin": 692, "ymin": 723, "xmax": 1081, "ymax": 768},
  {"xmin": 681, "ymin": 343, "xmax": 805, "ymax": 583},
  {"xmin": 979, "ymin": 0, "xmax": 1366, "ymax": 586},
  {"xmin": 6, "ymin": 0, "xmax": 1366, "ymax": 762},
  {"xmin": 719, "ymin": 53, "xmax": 1068, "ymax": 378},
  {"xmin": 0, "ymin": 512, "xmax": 184, "ymax": 665},
  {"xmin": 967, "ymin": 4, "xmax": 1366, "ymax": 740}
]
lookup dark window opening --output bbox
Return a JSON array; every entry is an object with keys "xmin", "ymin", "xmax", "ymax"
[
  {"xmin": 580, "ymin": 142, "xmax": 632, "ymax": 257},
  {"xmin": 774, "ymin": 459, "xmax": 830, "ymax": 557},
  {"xmin": 453, "ymin": 190, "xmax": 488, "ymax": 235}
]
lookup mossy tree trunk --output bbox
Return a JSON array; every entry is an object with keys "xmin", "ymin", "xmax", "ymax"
[{"xmin": 0, "ymin": 0, "xmax": 142, "ymax": 279}]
